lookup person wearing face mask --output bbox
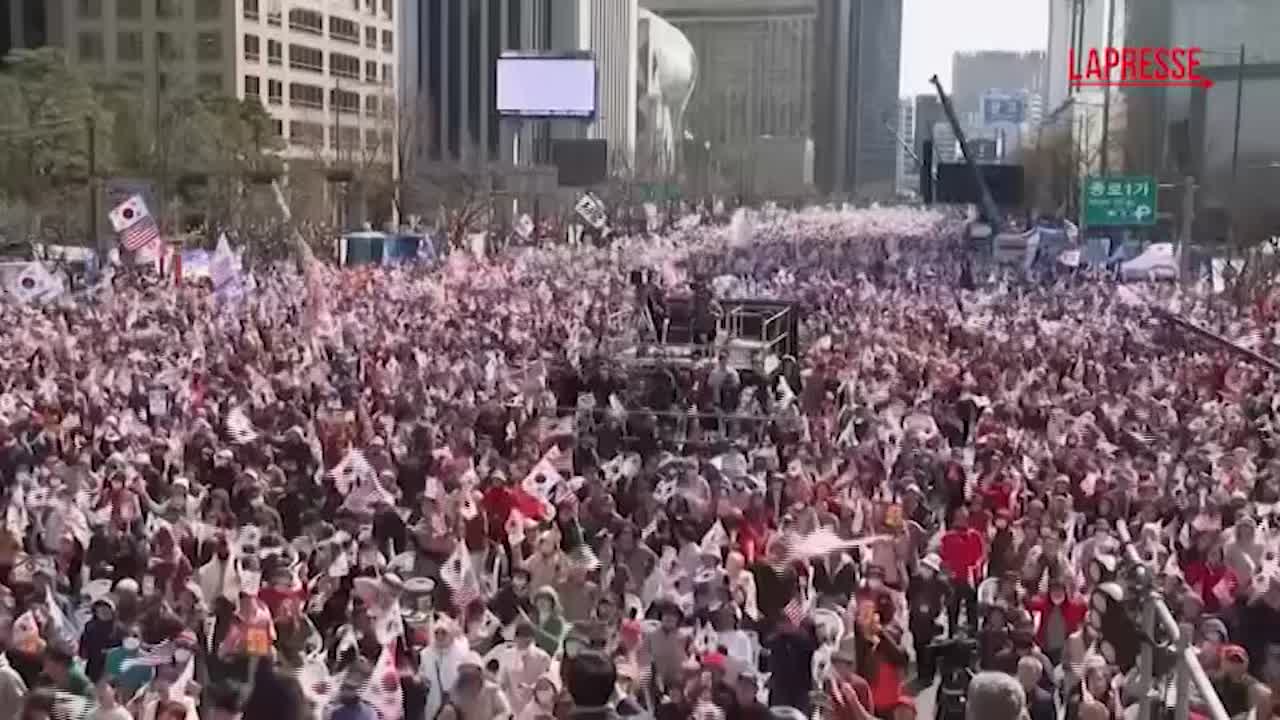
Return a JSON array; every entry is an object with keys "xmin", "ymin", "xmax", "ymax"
[
  {"xmin": 524, "ymin": 587, "xmax": 568, "ymax": 658},
  {"xmin": 80, "ymin": 598, "xmax": 124, "ymax": 682},
  {"xmin": 104, "ymin": 625, "xmax": 154, "ymax": 703},
  {"xmin": 906, "ymin": 554, "xmax": 949, "ymax": 687},
  {"xmin": 452, "ymin": 652, "xmax": 511, "ymax": 720},
  {"xmin": 516, "ymin": 674, "xmax": 559, "ymax": 720},
  {"xmin": 1026, "ymin": 579, "xmax": 1085, "ymax": 667},
  {"xmin": 496, "ymin": 623, "xmax": 552, "ymax": 713},
  {"xmin": 419, "ymin": 618, "xmax": 469, "ymax": 720},
  {"xmin": 196, "ymin": 537, "xmax": 237, "ymax": 609}
]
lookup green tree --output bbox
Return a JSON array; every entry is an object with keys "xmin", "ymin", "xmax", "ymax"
[{"xmin": 0, "ymin": 47, "xmax": 114, "ymax": 244}]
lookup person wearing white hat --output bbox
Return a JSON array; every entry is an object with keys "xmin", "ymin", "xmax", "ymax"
[{"xmin": 450, "ymin": 651, "xmax": 510, "ymax": 720}]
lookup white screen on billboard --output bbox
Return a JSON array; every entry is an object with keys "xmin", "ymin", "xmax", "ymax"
[{"xmin": 496, "ymin": 56, "xmax": 596, "ymax": 119}]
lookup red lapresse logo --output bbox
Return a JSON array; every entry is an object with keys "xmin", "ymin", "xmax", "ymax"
[{"xmin": 1069, "ymin": 46, "xmax": 1214, "ymax": 88}]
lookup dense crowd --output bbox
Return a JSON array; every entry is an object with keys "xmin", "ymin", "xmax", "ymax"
[{"xmin": 0, "ymin": 206, "xmax": 1275, "ymax": 720}]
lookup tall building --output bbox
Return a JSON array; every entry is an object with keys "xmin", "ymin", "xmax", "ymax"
[
  {"xmin": 642, "ymin": 0, "xmax": 816, "ymax": 188},
  {"xmin": 589, "ymin": 0, "xmax": 637, "ymax": 170},
  {"xmin": 895, "ymin": 96, "xmax": 915, "ymax": 194},
  {"xmin": 0, "ymin": 0, "xmax": 48, "ymax": 57},
  {"xmin": 402, "ymin": 0, "xmax": 632, "ymax": 170},
  {"xmin": 1044, "ymin": 0, "xmax": 1114, "ymax": 115},
  {"xmin": 913, "ymin": 93, "xmax": 943, "ymax": 166},
  {"xmin": 41, "ymin": 0, "xmax": 400, "ymax": 164},
  {"xmin": 951, "ymin": 50, "xmax": 1045, "ymax": 126},
  {"xmin": 813, "ymin": 0, "xmax": 904, "ymax": 197}
]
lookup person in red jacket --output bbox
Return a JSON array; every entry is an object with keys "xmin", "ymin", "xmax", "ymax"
[
  {"xmin": 1026, "ymin": 578, "xmax": 1086, "ymax": 666},
  {"xmin": 940, "ymin": 507, "xmax": 985, "ymax": 632}
]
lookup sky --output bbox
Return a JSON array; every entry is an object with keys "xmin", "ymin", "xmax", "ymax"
[{"xmin": 900, "ymin": 0, "xmax": 1051, "ymax": 96}]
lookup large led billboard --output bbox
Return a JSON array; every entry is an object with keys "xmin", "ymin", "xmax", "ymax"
[{"xmin": 496, "ymin": 53, "xmax": 597, "ymax": 119}]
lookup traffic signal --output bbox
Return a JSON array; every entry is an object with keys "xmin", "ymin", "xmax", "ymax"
[{"xmin": 1088, "ymin": 582, "xmax": 1142, "ymax": 672}]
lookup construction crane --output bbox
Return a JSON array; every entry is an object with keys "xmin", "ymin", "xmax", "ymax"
[{"xmin": 930, "ymin": 75, "xmax": 1003, "ymax": 234}]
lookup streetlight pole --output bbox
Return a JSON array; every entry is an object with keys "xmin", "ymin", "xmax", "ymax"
[
  {"xmin": 87, "ymin": 115, "xmax": 99, "ymax": 255},
  {"xmin": 1231, "ymin": 43, "xmax": 1245, "ymax": 183},
  {"xmin": 1100, "ymin": 0, "xmax": 1116, "ymax": 174}
]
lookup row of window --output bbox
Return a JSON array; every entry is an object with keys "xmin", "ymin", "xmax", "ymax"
[
  {"xmin": 243, "ymin": 1, "xmax": 393, "ymax": 53},
  {"xmin": 113, "ymin": 69, "xmax": 224, "ymax": 93},
  {"xmin": 78, "ymin": 30, "xmax": 222, "ymax": 62},
  {"xmin": 244, "ymin": 35, "xmax": 392, "ymax": 85},
  {"xmin": 243, "ymin": 75, "xmax": 392, "ymax": 117},
  {"xmin": 285, "ymin": 120, "xmax": 394, "ymax": 153},
  {"xmin": 245, "ymin": 0, "xmax": 394, "ymax": 24},
  {"xmin": 79, "ymin": 0, "xmax": 220, "ymax": 21}
]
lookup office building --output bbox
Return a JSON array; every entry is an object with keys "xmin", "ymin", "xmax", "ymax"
[
  {"xmin": 643, "ymin": 0, "xmax": 815, "ymax": 189},
  {"xmin": 895, "ymin": 96, "xmax": 915, "ymax": 194},
  {"xmin": 951, "ymin": 50, "xmax": 1045, "ymax": 126},
  {"xmin": 39, "ymin": 0, "xmax": 399, "ymax": 163},
  {"xmin": 913, "ymin": 93, "xmax": 943, "ymax": 165},
  {"xmin": 403, "ymin": 0, "xmax": 632, "ymax": 171},
  {"xmin": 589, "ymin": 0, "xmax": 637, "ymax": 170},
  {"xmin": 813, "ymin": 0, "xmax": 904, "ymax": 197},
  {"xmin": 932, "ymin": 121, "xmax": 958, "ymax": 164},
  {"xmin": 0, "ymin": 0, "xmax": 48, "ymax": 57}
]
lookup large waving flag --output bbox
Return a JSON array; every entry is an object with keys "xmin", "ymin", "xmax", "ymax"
[{"xmin": 109, "ymin": 194, "xmax": 160, "ymax": 252}]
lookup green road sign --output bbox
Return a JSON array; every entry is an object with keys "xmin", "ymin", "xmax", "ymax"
[
  {"xmin": 640, "ymin": 183, "xmax": 681, "ymax": 202},
  {"xmin": 1083, "ymin": 175, "xmax": 1157, "ymax": 226}
]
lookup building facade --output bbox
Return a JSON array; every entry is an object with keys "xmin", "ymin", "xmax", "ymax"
[
  {"xmin": 589, "ymin": 0, "xmax": 637, "ymax": 171},
  {"xmin": 38, "ymin": 0, "xmax": 399, "ymax": 164},
  {"xmin": 813, "ymin": 0, "xmax": 904, "ymax": 198},
  {"xmin": 402, "ymin": 0, "xmax": 631, "ymax": 172},
  {"xmin": 643, "ymin": 0, "xmax": 814, "ymax": 191},
  {"xmin": 895, "ymin": 96, "xmax": 915, "ymax": 195},
  {"xmin": 0, "ymin": 0, "xmax": 49, "ymax": 56}
]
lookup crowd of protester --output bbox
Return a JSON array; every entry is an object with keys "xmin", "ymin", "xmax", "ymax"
[{"xmin": 0, "ymin": 205, "xmax": 1275, "ymax": 720}]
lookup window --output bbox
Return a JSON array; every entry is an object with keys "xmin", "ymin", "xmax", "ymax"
[
  {"xmin": 196, "ymin": 32, "xmax": 222, "ymax": 60},
  {"xmin": 364, "ymin": 95, "xmax": 378, "ymax": 117},
  {"xmin": 266, "ymin": 0, "xmax": 281, "ymax": 25},
  {"xmin": 288, "ymin": 44, "xmax": 323, "ymax": 72},
  {"xmin": 118, "ymin": 0, "xmax": 142, "ymax": 18},
  {"xmin": 289, "ymin": 121, "xmax": 323, "ymax": 148},
  {"xmin": 329, "ymin": 16, "xmax": 359, "ymax": 43},
  {"xmin": 156, "ymin": 0, "xmax": 182, "ymax": 19},
  {"xmin": 268, "ymin": 79, "xmax": 282, "ymax": 104},
  {"xmin": 244, "ymin": 75, "xmax": 260, "ymax": 97},
  {"xmin": 271, "ymin": 119, "xmax": 283, "ymax": 138},
  {"xmin": 267, "ymin": 38, "xmax": 282, "ymax": 65},
  {"xmin": 198, "ymin": 73, "xmax": 222, "ymax": 91},
  {"xmin": 122, "ymin": 71, "xmax": 144, "ymax": 87},
  {"xmin": 78, "ymin": 32, "xmax": 104, "ymax": 61},
  {"xmin": 78, "ymin": 0, "xmax": 101, "ymax": 19},
  {"xmin": 331, "ymin": 88, "xmax": 359, "ymax": 114},
  {"xmin": 244, "ymin": 33, "xmax": 260, "ymax": 61},
  {"xmin": 381, "ymin": 63, "xmax": 391, "ymax": 86},
  {"xmin": 243, "ymin": 0, "xmax": 259, "ymax": 19},
  {"xmin": 117, "ymin": 31, "xmax": 143, "ymax": 61},
  {"xmin": 157, "ymin": 31, "xmax": 183, "ymax": 60},
  {"xmin": 381, "ymin": 0, "xmax": 392, "ymax": 20},
  {"xmin": 195, "ymin": 0, "xmax": 220, "ymax": 20},
  {"xmin": 364, "ymin": 60, "xmax": 377, "ymax": 83},
  {"xmin": 364, "ymin": 26, "xmax": 376, "ymax": 49},
  {"xmin": 364, "ymin": 0, "xmax": 375, "ymax": 14},
  {"xmin": 289, "ymin": 82, "xmax": 325, "ymax": 109},
  {"xmin": 288, "ymin": 8, "xmax": 323, "ymax": 34},
  {"xmin": 366, "ymin": 128, "xmax": 380, "ymax": 150},
  {"xmin": 330, "ymin": 125, "xmax": 359, "ymax": 151},
  {"xmin": 329, "ymin": 52, "xmax": 359, "ymax": 80},
  {"xmin": 381, "ymin": 29, "xmax": 392, "ymax": 53}
]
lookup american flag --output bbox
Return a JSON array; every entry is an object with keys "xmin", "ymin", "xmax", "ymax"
[
  {"xmin": 109, "ymin": 195, "xmax": 160, "ymax": 252},
  {"xmin": 782, "ymin": 595, "xmax": 809, "ymax": 627}
]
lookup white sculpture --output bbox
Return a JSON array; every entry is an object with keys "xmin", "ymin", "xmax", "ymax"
[{"xmin": 637, "ymin": 9, "xmax": 697, "ymax": 176}]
